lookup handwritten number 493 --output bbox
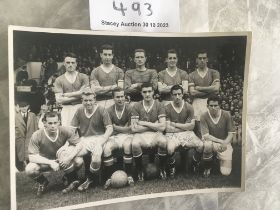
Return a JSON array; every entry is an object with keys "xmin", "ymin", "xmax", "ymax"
[{"xmin": 113, "ymin": 1, "xmax": 153, "ymax": 16}]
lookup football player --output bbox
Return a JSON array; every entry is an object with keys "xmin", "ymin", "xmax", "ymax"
[
  {"xmin": 103, "ymin": 88, "xmax": 134, "ymax": 189},
  {"xmin": 200, "ymin": 95, "xmax": 235, "ymax": 177},
  {"xmin": 158, "ymin": 49, "xmax": 189, "ymax": 105},
  {"xmin": 124, "ymin": 49, "xmax": 158, "ymax": 102},
  {"xmin": 71, "ymin": 91, "xmax": 113, "ymax": 191},
  {"xmin": 90, "ymin": 44, "xmax": 124, "ymax": 108},
  {"xmin": 53, "ymin": 53, "xmax": 90, "ymax": 126},
  {"xmin": 165, "ymin": 85, "xmax": 203, "ymax": 178},
  {"xmin": 131, "ymin": 83, "xmax": 167, "ymax": 181},
  {"xmin": 188, "ymin": 50, "xmax": 220, "ymax": 137},
  {"xmin": 25, "ymin": 111, "xmax": 83, "ymax": 196}
]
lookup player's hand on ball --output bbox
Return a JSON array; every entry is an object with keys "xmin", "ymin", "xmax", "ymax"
[
  {"xmin": 50, "ymin": 160, "xmax": 60, "ymax": 171},
  {"xmin": 59, "ymin": 156, "xmax": 72, "ymax": 169}
]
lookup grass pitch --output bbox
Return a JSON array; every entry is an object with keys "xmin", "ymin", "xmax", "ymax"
[{"xmin": 16, "ymin": 146, "xmax": 241, "ymax": 210}]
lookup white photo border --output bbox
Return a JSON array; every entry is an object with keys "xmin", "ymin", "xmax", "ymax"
[{"xmin": 9, "ymin": 25, "xmax": 251, "ymax": 210}]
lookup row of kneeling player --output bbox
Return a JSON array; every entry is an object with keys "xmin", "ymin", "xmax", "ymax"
[{"xmin": 25, "ymin": 83, "xmax": 235, "ymax": 196}]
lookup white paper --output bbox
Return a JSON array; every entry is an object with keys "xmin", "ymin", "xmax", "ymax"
[{"xmin": 89, "ymin": 0, "xmax": 180, "ymax": 32}]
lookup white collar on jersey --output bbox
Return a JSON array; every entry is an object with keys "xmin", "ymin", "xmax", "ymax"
[
  {"xmin": 84, "ymin": 105, "xmax": 98, "ymax": 119},
  {"xmin": 115, "ymin": 104, "xmax": 125, "ymax": 120},
  {"xmin": 196, "ymin": 67, "xmax": 208, "ymax": 78},
  {"xmin": 171, "ymin": 101, "xmax": 184, "ymax": 114},
  {"xmin": 65, "ymin": 71, "xmax": 78, "ymax": 84},
  {"xmin": 44, "ymin": 128, "xmax": 59, "ymax": 142},
  {"xmin": 207, "ymin": 109, "xmax": 222, "ymax": 125},
  {"xmin": 101, "ymin": 64, "xmax": 114, "ymax": 73},
  {"xmin": 143, "ymin": 100, "xmax": 155, "ymax": 113},
  {"xmin": 166, "ymin": 68, "xmax": 177, "ymax": 77}
]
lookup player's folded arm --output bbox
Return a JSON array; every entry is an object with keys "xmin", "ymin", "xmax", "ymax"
[
  {"xmin": 174, "ymin": 119, "xmax": 195, "ymax": 131},
  {"xmin": 189, "ymin": 85, "xmax": 208, "ymax": 97},
  {"xmin": 142, "ymin": 116, "xmax": 166, "ymax": 132},
  {"xmin": 158, "ymin": 82, "xmax": 172, "ymax": 94},
  {"xmin": 55, "ymin": 93, "xmax": 79, "ymax": 104},
  {"xmin": 131, "ymin": 124, "xmax": 150, "ymax": 133},
  {"xmin": 165, "ymin": 120, "xmax": 182, "ymax": 133},
  {"xmin": 113, "ymin": 124, "xmax": 131, "ymax": 133}
]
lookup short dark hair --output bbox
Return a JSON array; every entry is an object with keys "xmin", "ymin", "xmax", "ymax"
[
  {"xmin": 196, "ymin": 49, "xmax": 208, "ymax": 57},
  {"xmin": 170, "ymin": 85, "xmax": 183, "ymax": 95},
  {"xmin": 64, "ymin": 52, "xmax": 77, "ymax": 60},
  {"xmin": 141, "ymin": 83, "xmax": 154, "ymax": 91},
  {"xmin": 112, "ymin": 87, "xmax": 124, "ymax": 97},
  {"xmin": 207, "ymin": 95, "xmax": 221, "ymax": 105},
  {"xmin": 167, "ymin": 49, "xmax": 177, "ymax": 57},
  {"xmin": 134, "ymin": 49, "xmax": 146, "ymax": 57},
  {"xmin": 100, "ymin": 44, "xmax": 114, "ymax": 54},
  {"xmin": 43, "ymin": 111, "xmax": 59, "ymax": 122}
]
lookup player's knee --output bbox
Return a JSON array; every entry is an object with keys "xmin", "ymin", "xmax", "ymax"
[
  {"xmin": 103, "ymin": 143, "xmax": 113, "ymax": 157},
  {"xmin": 123, "ymin": 140, "xmax": 132, "ymax": 154},
  {"xmin": 90, "ymin": 160, "xmax": 101, "ymax": 171},
  {"xmin": 157, "ymin": 136, "xmax": 167, "ymax": 149},
  {"xmin": 91, "ymin": 153, "xmax": 102, "ymax": 165},
  {"xmin": 132, "ymin": 138, "xmax": 141, "ymax": 150},
  {"xmin": 167, "ymin": 142, "xmax": 176, "ymax": 155},
  {"xmin": 220, "ymin": 167, "xmax": 232, "ymax": 176},
  {"xmin": 132, "ymin": 139, "xmax": 142, "ymax": 156},
  {"xmin": 73, "ymin": 157, "xmax": 83, "ymax": 168},
  {"xmin": 25, "ymin": 163, "xmax": 40, "ymax": 176},
  {"xmin": 203, "ymin": 141, "xmax": 213, "ymax": 154}
]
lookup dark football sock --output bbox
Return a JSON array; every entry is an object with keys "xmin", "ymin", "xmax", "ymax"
[
  {"xmin": 83, "ymin": 154, "xmax": 91, "ymax": 178},
  {"xmin": 168, "ymin": 153, "xmax": 176, "ymax": 171},
  {"xmin": 158, "ymin": 153, "xmax": 167, "ymax": 171},
  {"xmin": 149, "ymin": 153, "xmax": 155, "ymax": 163},
  {"xmin": 134, "ymin": 154, "xmax": 143, "ymax": 172},
  {"xmin": 123, "ymin": 153, "xmax": 133, "ymax": 176},
  {"xmin": 116, "ymin": 156, "xmax": 124, "ymax": 170},
  {"xmin": 65, "ymin": 171, "xmax": 78, "ymax": 183},
  {"xmin": 103, "ymin": 155, "xmax": 115, "ymax": 180},
  {"xmin": 203, "ymin": 154, "xmax": 213, "ymax": 170},
  {"xmin": 193, "ymin": 150, "xmax": 202, "ymax": 166}
]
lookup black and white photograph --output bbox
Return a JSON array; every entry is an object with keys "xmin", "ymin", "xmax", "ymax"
[{"xmin": 9, "ymin": 26, "xmax": 250, "ymax": 210}]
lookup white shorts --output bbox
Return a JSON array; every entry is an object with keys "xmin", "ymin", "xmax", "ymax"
[
  {"xmin": 107, "ymin": 133, "xmax": 133, "ymax": 149},
  {"xmin": 133, "ymin": 132, "xmax": 165, "ymax": 148},
  {"xmin": 78, "ymin": 136, "xmax": 105, "ymax": 157},
  {"xmin": 166, "ymin": 131, "xmax": 203, "ymax": 148},
  {"xmin": 61, "ymin": 104, "xmax": 82, "ymax": 126},
  {"xmin": 213, "ymin": 143, "xmax": 233, "ymax": 161},
  {"xmin": 192, "ymin": 98, "xmax": 208, "ymax": 121}
]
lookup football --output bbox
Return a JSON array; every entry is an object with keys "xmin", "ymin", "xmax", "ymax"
[
  {"xmin": 144, "ymin": 163, "xmax": 159, "ymax": 180},
  {"xmin": 56, "ymin": 145, "xmax": 75, "ymax": 173},
  {"xmin": 111, "ymin": 170, "xmax": 128, "ymax": 188}
]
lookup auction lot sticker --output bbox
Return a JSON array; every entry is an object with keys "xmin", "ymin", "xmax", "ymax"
[{"xmin": 89, "ymin": 0, "xmax": 180, "ymax": 32}]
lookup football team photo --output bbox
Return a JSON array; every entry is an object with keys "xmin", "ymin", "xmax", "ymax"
[{"xmin": 9, "ymin": 26, "xmax": 251, "ymax": 210}]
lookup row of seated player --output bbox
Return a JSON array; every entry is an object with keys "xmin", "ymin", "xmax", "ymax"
[{"xmin": 23, "ymin": 84, "xmax": 237, "ymax": 197}]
